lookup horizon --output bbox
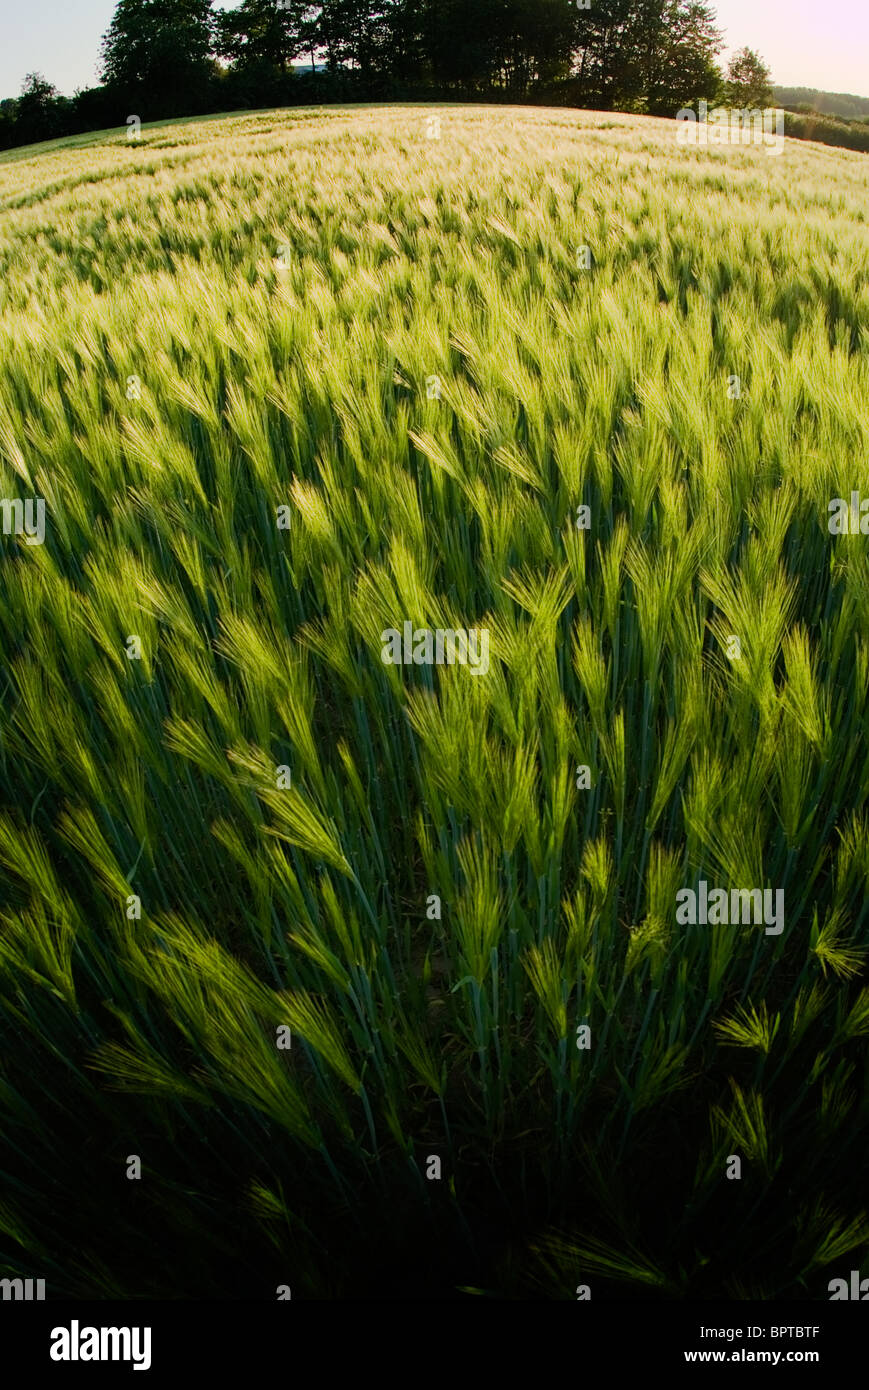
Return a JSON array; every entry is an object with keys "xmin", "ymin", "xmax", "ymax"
[{"xmin": 1, "ymin": 1, "xmax": 867, "ymax": 106}]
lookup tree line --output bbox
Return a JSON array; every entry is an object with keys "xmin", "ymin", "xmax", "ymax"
[{"xmin": 0, "ymin": 0, "xmax": 779, "ymax": 153}]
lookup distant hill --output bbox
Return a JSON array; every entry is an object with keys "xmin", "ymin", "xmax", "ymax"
[{"xmin": 774, "ymin": 87, "xmax": 869, "ymax": 122}]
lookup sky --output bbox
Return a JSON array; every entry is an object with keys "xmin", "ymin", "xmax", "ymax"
[{"xmin": 0, "ymin": 0, "xmax": 866, "ymax": 103}]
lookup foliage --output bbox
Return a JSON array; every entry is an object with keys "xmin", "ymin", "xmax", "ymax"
[
  {"xmin": 725, "ymin": 46, "xmax": 773, "ymax": 110},
  {"xmin": 99, "ymin": 0, "xmax": 218, "ymax": 115}
]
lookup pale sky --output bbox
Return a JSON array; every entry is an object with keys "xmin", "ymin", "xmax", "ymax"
[{"xmin": 0, "ymin": 0, "xmax": 866, "ymax": 103}]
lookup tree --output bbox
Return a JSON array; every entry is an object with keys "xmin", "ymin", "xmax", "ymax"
[
  {"xmin": 14, "ymin": 73, "xmax": 67, "ymax": 144},
  {"xmin": 420, "ymin": 0, "xmax": 504, "ymax": 94},
  {"xmin": 569, "ymin": 0, "xmax": 722, "ymax": 114},
  {"xmin": 492, "ymin": 0, "xmax": 576, "ymax": 97},
  {"xmin": 571, "ymin": 0, "xmax": 667, "ymax": 111},
  {"xmin": 217, "ymin": 0, "xmax": 310, "ymax": 73},
  {"xmin": 0, "ymin": 99, "xmax": 20, "ymax": 152},
  {"xmin": 99, "ymin": 0, "xmax": 217, "ymax": 116},
  {"xmin": 311, "ymin": 0, "xmax": 398, "ymax": 82},
  {"xmin": 725, "ymin": 46, "xmax": 772, "ymax": 108},
  {"xmin": 644, "ymin": 0, "xmax": 724, "ymax": 114}
]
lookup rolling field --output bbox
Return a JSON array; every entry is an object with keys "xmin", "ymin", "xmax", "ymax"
[{"xmin": 1, "ymin": 105, "xmax": 868, "ymax": 1299}]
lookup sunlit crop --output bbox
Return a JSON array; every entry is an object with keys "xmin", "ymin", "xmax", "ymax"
[{"xmin": 1, "ymin": 105, "xmax": 868, "ymax": 1298}]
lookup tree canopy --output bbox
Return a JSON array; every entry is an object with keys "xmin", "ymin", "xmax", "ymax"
[
  {"xmin": 99, "ymin": 0, "xmax": 217, "ymax": 114},
  {"xmin": 95, "ymin": 0, "xmax": 726, "ymax": 108},
  {"xmin": 725, "ymin": 46, "xmax": 773, "ymax": 109},
  {"xmin": 5, "ymin": 1, "xmax": 830, "ymax": 156}
]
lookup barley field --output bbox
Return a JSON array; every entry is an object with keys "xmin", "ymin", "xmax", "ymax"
[{"xmin": 1, "ymin": 105, "xmax": 868, "ymax": 1299}]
